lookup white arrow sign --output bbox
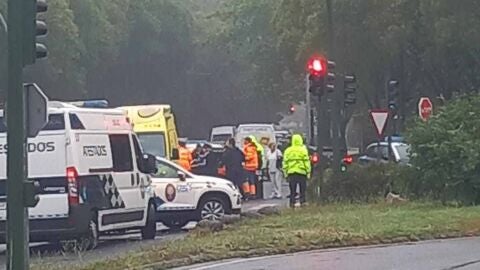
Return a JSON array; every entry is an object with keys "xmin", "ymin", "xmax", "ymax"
[{"xmin": 370, "ymin": 110, "xmax": 389, "ymax": 138}]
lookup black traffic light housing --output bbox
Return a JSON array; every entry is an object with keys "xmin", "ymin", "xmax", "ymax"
[
  {"xmin": 388, "ymin": 79, "xmax": 399, "ymax": 114},
  {"xmin": 23, "ymin": 0, "xmax": 48, "ymax": 66},
  {"xmin": 344, "ymin": 74, "xmax": 357, "ymax": 107},
  {"xmin": 308, "ymin": 74, "xmax": 325, "ymax": 96},
  {"xmin": 23, "ymin": 180, "xmax": 40, "ymax": 207},
  {"xmin": 325, "ymin": 61, "xmax": 336, "ymax": 92}
]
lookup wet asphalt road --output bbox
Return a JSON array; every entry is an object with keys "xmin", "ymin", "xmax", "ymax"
[
  {"xmin": 175, "ymin": 237, "xmax": 480, "ymax": 270},
  {"xmin": 0, "ymin": 182, "xmax": 287, "ymax": 269}
]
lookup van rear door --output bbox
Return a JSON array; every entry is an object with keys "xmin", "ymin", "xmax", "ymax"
[
  {"xmin": 27, "ymin": 132, "xmax": 69, "ymax": 219},
  {"xmin": 0, "ymin": 114, "xmax": 69, "ymax": 220}
]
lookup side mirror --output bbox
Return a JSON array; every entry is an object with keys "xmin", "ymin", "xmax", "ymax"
[
  {"xmin": 171, "ymin": 148, "xmax": 179, "ymax": 160},
  {"xmin": 142, "ymin": 154, "xmax": 157, "ymax": 174},
  {"xmin": 177, "ymin": 170, "xmax": 186, "ymax": 181}
]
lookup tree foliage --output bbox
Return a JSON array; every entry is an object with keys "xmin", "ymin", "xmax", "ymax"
[{"xmin": 0, "ymin": 0, "xmax": 479, "ymax": 137}]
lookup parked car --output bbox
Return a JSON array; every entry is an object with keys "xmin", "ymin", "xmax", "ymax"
[
  {"xmin": 358, "ymin": 142, "xmax": 410, "ymax": 165},
  {"xmin": 151, "ymin": 157, "xmax": 242, "ymax": 229}
]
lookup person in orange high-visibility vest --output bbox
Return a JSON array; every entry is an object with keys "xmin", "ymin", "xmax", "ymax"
[
  {"xmin": 243, "ymin": 137, "xmax": 258, "ymax": 198},
  {"xmin": 178, "ymin": 140, "xmax": 192, "ymax": 171}
]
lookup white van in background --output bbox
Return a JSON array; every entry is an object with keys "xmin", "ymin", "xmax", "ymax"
[
  {"xmin": 210, "ymin": 125, "xmax": 236, "ymax": 145},
  {"xmin": 0, "ymin": 101, "xmax": 157, "ymax": 249},
  {"xmin": 235, "ymin": 123, "xmax": 276, "ymax": 147}
]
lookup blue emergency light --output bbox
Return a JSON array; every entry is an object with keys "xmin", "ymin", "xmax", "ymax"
[{"xmin": 70, "ymin": 99, "xmax": 109, "ymax": 108}]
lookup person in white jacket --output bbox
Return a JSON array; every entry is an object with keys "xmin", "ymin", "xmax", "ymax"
[{"xmin": 267, "ymin": 142, "xmax": 283, "ymax": 199}]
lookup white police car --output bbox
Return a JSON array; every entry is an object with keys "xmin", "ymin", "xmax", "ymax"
[
  {"xmin": 151, "ymin": 157, "xmax": 242, "ymax": 229},
  {"xmin": 0, "ymin": 100, "xmax": 157, "ymax": 249}
]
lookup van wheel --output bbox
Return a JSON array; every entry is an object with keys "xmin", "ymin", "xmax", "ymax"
[
  {"xmin": 197, "ymin": 196, "xmax": 226, "ymax": 221},
  {"xmin": 77, "ymin": 219, "xmax": 99, "ymax": 251},
  {"xmin": 63, "ymin": 219, "xmax": 98, "ymax": 252},
  {"xmin": 141, "ymin": 203, "xmax": 157, "ymax": 240}
]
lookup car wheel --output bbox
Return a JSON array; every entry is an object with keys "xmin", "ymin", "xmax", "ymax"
[
  {"xmin": 141, "ymin": 203, "xmax": 157, "ymax": 240},
  {"xmin": 198, "ymin": 197, "xmax": 226, "ymax": 221}
]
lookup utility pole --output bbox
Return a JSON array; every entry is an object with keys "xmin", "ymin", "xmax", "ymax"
[
  {"xmin": 6, "ymin": 0, "xmax": 47, "ymax": 269},
  {"xmin": 7, "ymin": 0, "xmax": 29, "ymax": 269}
]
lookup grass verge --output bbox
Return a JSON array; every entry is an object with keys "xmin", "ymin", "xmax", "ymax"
[{"xmin": 34, "ymin": 203, "xmax": 480, "ymax": 270}]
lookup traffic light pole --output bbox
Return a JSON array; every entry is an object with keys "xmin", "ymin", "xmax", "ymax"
[
  {"xmin": 7, "ymin": 0, "xmax": 30, "ymax": 269},
  {"xmin": 325, "ymin": 0, "xmax": 342, "ymax": 172}
]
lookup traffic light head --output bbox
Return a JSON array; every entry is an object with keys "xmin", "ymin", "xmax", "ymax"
[
  {"xmin": 307, "ymin": 56, "xmax": 328, "ymax": 77},
  {"xmin": 344, "ymin": 74, "xmax": 357, "ymax": 106},
  {"xmin": 340, "ymin": 154, "xmax": 354, "ymax": 173},
  {"xmin": 289, "ymin": 104, "xmax": 295, "ymax": 114},
  {"xmin": 388, "ymin": 79, "xmax": 399, "ymax": 111},
  {"xmin": 325, "ymin": 61, "xmax": 336, "ymax": 92},
  {"xmin": 23, "ymin": 0, "xmax": 48, "ymax": 66},
  {"xmin": 342, "ymin": 154, "xmax": 353, "ymax": 165}
]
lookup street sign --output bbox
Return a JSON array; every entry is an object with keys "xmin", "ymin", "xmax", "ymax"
[
  {"xmin": 25, "ymin": 83, "xmax": 48, "ymax": 138},
  {"xmin": 418, "ymin": 97, "xmax": 433, "ymax": 121},
  {"xmin": 370, "ymin": 109, "xmax": 389, "ymax": 138}
]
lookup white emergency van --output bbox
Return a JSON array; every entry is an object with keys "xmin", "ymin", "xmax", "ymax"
[
  {"xmin": 210, "ymin": 125, "xmax": 236, "ymax": 145},
  {"xmin": 235, "ymin": 123, "xmax": 276, "ymax": 147},
  {"xmin": 151, "ymin": 157, "xmax": 242, "ymax": 229},
  {"xmin": 0, "ymin": 101, "xmax": 157, "ymax": 249}
]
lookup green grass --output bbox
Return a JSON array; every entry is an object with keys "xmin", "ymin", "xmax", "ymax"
[{"xmin": 33, "ymin": 203, "xmax": 480, "ymax": 270}]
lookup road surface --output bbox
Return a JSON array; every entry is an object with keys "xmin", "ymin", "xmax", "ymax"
[
  {"xmin": 0, "ymin": 182, "xmax": 287, "ymax": 269},
  {"xmin": 175, "ymin": 237, "xmax": 480, "ymax": 270}
]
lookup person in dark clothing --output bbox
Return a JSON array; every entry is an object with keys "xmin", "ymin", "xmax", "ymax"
[
  {"xmin": 191, "ymin": 144, "xmax": 207, "ymax": 175},
  {"xmin": 202, "ymin": 144, "xmax": 218, "ymax": 177},
  {"xmin": 221, "ymin": 138, "xmax": 245, "ymax": 191}
]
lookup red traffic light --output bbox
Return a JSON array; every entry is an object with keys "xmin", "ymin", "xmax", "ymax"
[
  {"xmin": 307, "ymin": 56, "xmax": 327, "ymax": 77},
  {"xmin": 289, "ymin": 104, "xmax": 295, "ymax": 113},
  {"xmin": 311, "ymin": 152, "xmax": 319, "ymax": 164},
  {"xmin": 342, "ymin": 155, "xmax": 353, "ymax": 165}
]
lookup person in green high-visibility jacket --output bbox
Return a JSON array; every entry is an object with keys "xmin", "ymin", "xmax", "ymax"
[{"xmin": 282, "ymin": 134, "xmax": 311, "ymax": 207}]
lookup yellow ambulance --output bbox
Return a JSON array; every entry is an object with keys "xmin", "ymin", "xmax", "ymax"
[{"xmin": 119, "ymin": 105, "xmax": 179, "ymax": 160}]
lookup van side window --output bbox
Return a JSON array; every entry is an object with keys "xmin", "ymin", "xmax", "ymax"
[
  {"xmin": 69, "ymin": 113, "xmax": 85, "ymax": 130},
  {"xmin": 109, "ymin": 134, "xmax": 133, "ymax": 172},
  {"xmin": 42, "ymin": 114, "xmax": 65, "ymax": 131},
  {"xmin": 132, "ymin": 136, "xmax": 144, "ymax": 172}
]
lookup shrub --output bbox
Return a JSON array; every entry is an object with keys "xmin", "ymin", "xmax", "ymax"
[
  {"xmin": 406, "ymin": 94, "xmax": 480, "ymax": 205},
  {"xmin": 317, "ymin": 163, "xmax": 414, "ymax": 203}
]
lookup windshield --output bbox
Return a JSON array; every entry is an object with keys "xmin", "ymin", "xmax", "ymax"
[
  {"xmin": 395, "ymin": 144, "xmax": 410, "ymax": 163},
  {"xmin": 211, "ymin": 134, "xmax": 232, "ymax": 144},
  {"xmin": 137, "ymin": 133, "xmax": 166, "ymax": 158}
]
